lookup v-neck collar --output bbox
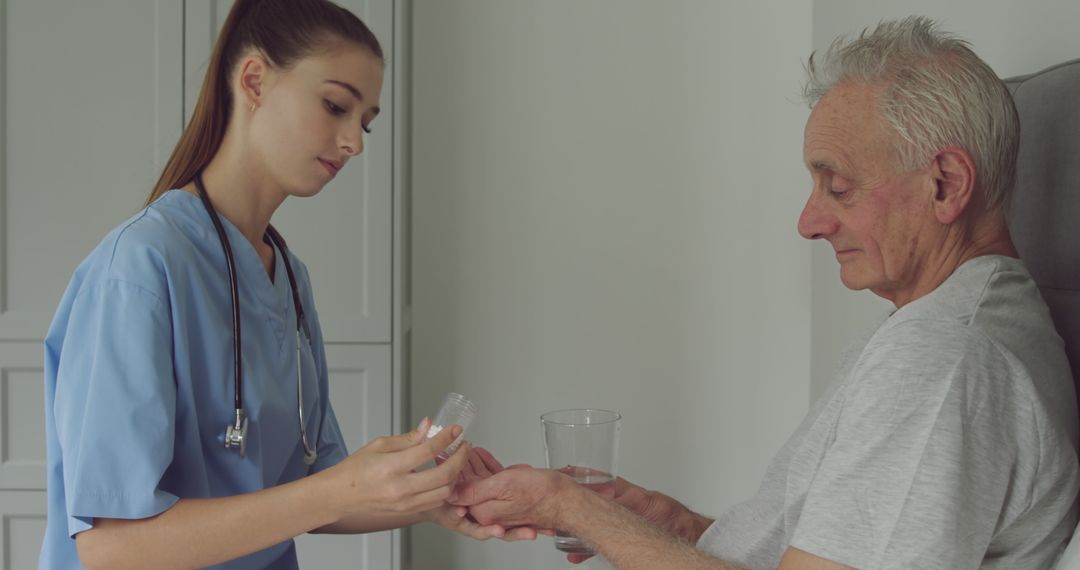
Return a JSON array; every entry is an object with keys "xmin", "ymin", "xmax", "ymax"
[{"xmin": 161, "ymin": 189, "xmax": 293, "ymax": 350}]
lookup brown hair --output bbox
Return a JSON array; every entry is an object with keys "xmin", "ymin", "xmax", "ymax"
[{"xmin": 146, "ymin": 0, "xmax": 383, "ymax": 205}]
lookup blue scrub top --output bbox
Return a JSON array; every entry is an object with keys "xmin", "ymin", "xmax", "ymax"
[{"xmin": 39, "ymin": 190, "xmax": 349, "ymax": 569}]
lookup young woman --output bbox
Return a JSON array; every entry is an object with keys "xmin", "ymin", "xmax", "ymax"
[{"xmin": 39, "ymin": 1, "xmax": 519, "ymax": 568}]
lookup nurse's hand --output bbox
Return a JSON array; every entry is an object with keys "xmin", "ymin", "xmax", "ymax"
[{"xmin": 326, "ymin": 418, "xmax": 470, "ymax": 520}]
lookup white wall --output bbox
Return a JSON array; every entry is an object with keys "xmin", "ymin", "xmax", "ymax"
[
  {"xmin": 809, "ymin": 0, "xmax": 1080, "ymax": 399},
  {"xmin": 410, "ymin": 2, "xmax": 812, "ymax": 568},
  {"xmin": 410, "ymin": 1, "xmax": 1080, "ymax": 567}
]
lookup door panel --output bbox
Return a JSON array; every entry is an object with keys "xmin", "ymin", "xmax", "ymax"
[
  {"xmin": 295, "ymin": 344, "xmax": 392, "ymax": 569},
  {"xmin": 0, "ymin": 343, "xmax": 44, "ymax": 490},
  {"xmin": 0, "ymin": 491, "xmax": 47, "ymax": 570},
  {"xmin": 0, "ymin": 0, "xmax": 183, "ymax": 340}
]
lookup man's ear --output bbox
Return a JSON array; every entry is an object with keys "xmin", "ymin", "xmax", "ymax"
[
  {"xmin": 236, "ymin": 53, "xmax": 271, "ymax": 111},
  {"xmin": 929, "ymin": 147, "xmax": 977, "ymax": 224}
]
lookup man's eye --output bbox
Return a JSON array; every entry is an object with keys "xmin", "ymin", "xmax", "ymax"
[
  {"xmin": 829, "ymin": 187, "xmax": 850, "ymax": 199},
  {"xmin": 324, "ymin": 99, "xmax": 347, "ymax": 115}
]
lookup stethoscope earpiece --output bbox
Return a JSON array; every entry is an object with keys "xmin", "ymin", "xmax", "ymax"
[{"xmin": 194, "ymin": 174, "xmax": 317, "ymax": 465}]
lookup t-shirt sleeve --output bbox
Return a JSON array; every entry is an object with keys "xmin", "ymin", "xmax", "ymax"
[
  {"xmin": 53, "ymin": 279, "xmax": 179, "ymax": 537},
  {"xmin": 790, "ymin": 319, "xmax": 1022, "ymax": 569}
]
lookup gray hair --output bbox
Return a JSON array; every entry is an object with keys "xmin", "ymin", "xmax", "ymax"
[{"xmin": 803, "ymin": 16, "xmax": 1019, "ymax": 210}]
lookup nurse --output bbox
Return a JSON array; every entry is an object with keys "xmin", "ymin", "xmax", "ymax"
[{"xmin": 39, "ymin": 0, "xmax": 515, "ymax": 568}]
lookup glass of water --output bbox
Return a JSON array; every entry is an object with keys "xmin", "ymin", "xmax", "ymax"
[{"xmin": 541, "ymin": 408, "xmax": 621, "ymax": 555}]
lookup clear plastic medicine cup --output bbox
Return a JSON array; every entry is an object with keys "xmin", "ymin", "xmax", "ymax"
[{"xmin": 425, "ymin": 392, "xmax": 478, "ymax": 460}]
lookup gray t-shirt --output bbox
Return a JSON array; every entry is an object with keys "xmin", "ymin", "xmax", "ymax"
[{"xmin": 698, "ymin": 255, "xmax": 1080, "ymax": 569}]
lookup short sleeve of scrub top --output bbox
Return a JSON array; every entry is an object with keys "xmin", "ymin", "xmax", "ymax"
[{"xmin": 52, "ymin": 277, "xmax": 179, "ymax": 537}]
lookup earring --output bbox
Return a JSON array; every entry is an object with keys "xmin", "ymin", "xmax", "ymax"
[{"xmin": 250, "ymin": 102, "xmax": 257, "ymax": 113}]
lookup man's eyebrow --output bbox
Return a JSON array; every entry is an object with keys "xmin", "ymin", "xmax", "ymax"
[{"xmin": 809, "ymin": 160, "xmax": 836, "ymax": 171}]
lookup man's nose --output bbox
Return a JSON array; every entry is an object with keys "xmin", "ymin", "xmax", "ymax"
[{"xmin": 797, "ymin": 191, "xmax": 836, "ymax": 240}]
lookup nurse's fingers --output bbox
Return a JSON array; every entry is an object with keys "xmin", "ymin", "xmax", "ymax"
[
  {"xmin": 367, "ymin": 420, "xmax": 458, "ymax": 464},
  {"xmin": 501, "ymin": 526, "xmax": 539, "ymax": 541},
  {"xmin": 442, "ymin": 510, "xmax": 507, "ymax": 541},
  {"xmin": 395, "ymin": 424, "xmax": 462, "ymax": 471},
  {"xmin": 402, "ymin": 484, "xmax": 463, "ymax": 515},
  {"xmin": 405, "ymin": 439, "xmax": 471, "ymax": 495},
  {"xmin": 397, "ymin": 450, "xmax": 471, "ymax": 512},
  {"xmin": 414, "ymin": 417, "xmax": 432, "ymax": 441},
  {"xmin": 363, "ymin": 417, "xmax": 432, "ymax": 455}
]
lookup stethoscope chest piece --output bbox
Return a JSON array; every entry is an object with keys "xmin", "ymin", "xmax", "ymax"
[{"xmin": 225, "ymin": 409, "xmax": 249, "ymax": 456}]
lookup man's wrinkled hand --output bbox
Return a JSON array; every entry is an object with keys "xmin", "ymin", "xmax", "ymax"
[{"xmin": 449, "ymin": 466, "xmax": 573, "ymax": 530}]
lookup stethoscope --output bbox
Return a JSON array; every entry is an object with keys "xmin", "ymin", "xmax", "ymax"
[{"xmin": 193, "ymin": 174, "xmax": 318, "ymax": 465}]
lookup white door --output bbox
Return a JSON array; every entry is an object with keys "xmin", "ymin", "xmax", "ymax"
[
  {"xmin": 0, "ymin": 1, "xmax": 183, "ymax": 567},
  {"xmin": 297, "ymin": 345, "xmax": 393, "ymax": 569}
]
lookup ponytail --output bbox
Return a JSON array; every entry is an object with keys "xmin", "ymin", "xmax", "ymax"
[{"xmin": 146, "ymin": 0, "xmax": 383, "ymax": 205}]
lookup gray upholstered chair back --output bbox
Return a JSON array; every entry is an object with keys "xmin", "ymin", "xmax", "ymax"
[{"xmin": 1005, "ymin": 59, "xmax": 1080, "ymax": 411}]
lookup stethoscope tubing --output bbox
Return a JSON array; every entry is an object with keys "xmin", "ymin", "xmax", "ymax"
[
  {"xmin": 194, "ymin": 175, "xmax": 244, "ymax": 412},
  {"xmin": 193, "ymin": 174, "xmax": 317, "ymax": 463}
]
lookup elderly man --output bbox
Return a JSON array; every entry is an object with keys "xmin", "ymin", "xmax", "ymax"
[{"xmin": 453, "ymin": 16, "xmax": 1080, "ymax": 570}]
